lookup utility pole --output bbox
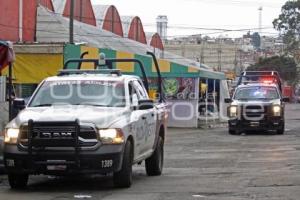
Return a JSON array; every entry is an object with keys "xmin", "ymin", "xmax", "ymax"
[
  {"xmin": 200, "ymin": 39, "xmax": 205, "ymax": 65},
  {"xmin": 181, "ymin": 40, "xmax": 186, "ymax": 57},
  {"xmin": 79, "ymin": 0, "xmax": 83, "ymax": 22},
  {"xmin": 69, "ymin": 0, "xmax": 75, "ymax": 44},
  {"xmin": 258, "ymin": 6, "xmax": 263, "ymax": 35},
  {"xmin": 18, "ymin": 0, "xmax": 23, "ymax": 42},
  {"xmin": 217, "ymin": 40, "xmax": 222, "ymax": 71},
  {"xmin": 239, "ymin": 49, "xmax": 243, "ymax": 72},
  {"xmin": 234, "ymin": 45, "xmax": 238, "ymax": 75}
]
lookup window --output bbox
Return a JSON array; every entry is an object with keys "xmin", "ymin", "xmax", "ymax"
[
  {"xmin": 234, "ymin": 86, "xmax": 279, "ymax": 100},
  {"xmin": 133, "ymin": 80, "xmax": 148, "ymax": 100},
  {"xmin": 129, "ymin": 82, "xmax": 138, "ymax": 104},
  {"xmin": 29, "ymin": 80, "xmax": 125, "ymax": 107}
]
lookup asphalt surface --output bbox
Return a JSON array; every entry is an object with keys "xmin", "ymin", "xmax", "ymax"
[{"xmin": 1, "ymin": 104, "xmax": 300, "ymax": 200}]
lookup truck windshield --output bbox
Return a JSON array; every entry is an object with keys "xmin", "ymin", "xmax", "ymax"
[
  {"xmin": 29, "ymin": 80, "xmax": 125, "ymax": 107},
  {"xmin": 234, "ymin": 86, "xmax": 279, "ymax": 100}
]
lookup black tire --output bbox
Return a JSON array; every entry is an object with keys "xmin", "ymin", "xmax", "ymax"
[
  {"xmin": 8, "ymin": 173, "xmax": 28, "ymax": 189},
  {"xmin": 145, "ymin": 136, "xmax": 164, "ymax": 176},
  {"xmin": 113, "ymin": 141, "xmax": 133, "ymax": 188},
  {"xmin": 277, "ymin": 124, "xmax": 285, "ymax": 135},
  {"xmin": 228, "ymin": 129, "xmax": 237, "ymax": 135}
]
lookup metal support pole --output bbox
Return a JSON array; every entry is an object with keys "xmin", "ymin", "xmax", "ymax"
[
  {"xmin": 205, "ymin": 78, "xmax": 208, "ymax": 125},
  {"xmin": 213, "ymin": 80, "xmax": 216, "ymax": 124},
  {"xmin": 8, "ymin": 62, "xmax": 13, "ymax": 121},
  {"xmin": 69, "ymin": 0, "xmax": 75, "ymax": 44},
  {"xmin": 19, "ymin": 0, "xmax": 23, "ymax": 42},
  {"xmin": 79, "ymin": 0, "xmax": 83, "ymax": 22}
]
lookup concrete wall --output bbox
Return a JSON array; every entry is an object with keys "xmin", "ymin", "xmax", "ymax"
[
  {"xmin": 167, "ymin": 100, "xmax": 199, "ymax": 128},
  {"xmin": 0, "ymin": 103, "xmax": 8, "ymax": 132},
  {"xmin": 167, "ymin": 78, "xmax": 200, "ymax": 128}
]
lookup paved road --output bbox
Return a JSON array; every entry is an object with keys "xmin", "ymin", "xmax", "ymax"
[{"xmin": 1, "ymin": 104, "xmax": 300, "ymax": 200}]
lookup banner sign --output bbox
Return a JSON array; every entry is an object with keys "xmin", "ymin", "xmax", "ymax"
[{"xmin": 149, "ymin": 78, "xmax": 196, "ymax": 100}]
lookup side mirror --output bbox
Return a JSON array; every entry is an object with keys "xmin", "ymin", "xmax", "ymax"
[
  {"xmin": 224, "ymin": 98, "xmax": 232, "ymax": 103},
  {"xmin": 139, "ymin": 99, "xmax": 154, "ymax": 110},
  {"xmin": 12, "ymin": 98, "xmax": 25, "ymax": 119},
  {"xmin": 282, "ymin": 97, "xmax": 290, "ymax": 102},
  {"xmin": 13, "ymin": 98, "xmax": 26, "ymax": 110}
]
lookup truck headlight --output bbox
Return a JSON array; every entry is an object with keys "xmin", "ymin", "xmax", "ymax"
[
  {"xmin": 4, "ymin": 128, "xmax": 20, "ymax": 144},
  {"xmin": 273, "ymin": 105, "xmax": 281, "ymax": 116},
  {"xmin": 229, "ymin": 106, "xmax": 238, "ymax": 117},
  {"xmin": 98, "ymin": 129, "xmax": 124, "ymax": 144}
]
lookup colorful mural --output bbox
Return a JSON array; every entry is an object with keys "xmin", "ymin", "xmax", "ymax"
[
  {"xmin": 163, "ymin": 78, "xmax": 196, "ymax": 100},
  {"xmin": 64, "ymin": 44, "xmax": 215, "ymax": 78}
]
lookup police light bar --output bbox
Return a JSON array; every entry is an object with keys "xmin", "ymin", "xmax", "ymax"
[{"xmin": 261, "ymin": 77, "xmax": 276, "ymax": 84}]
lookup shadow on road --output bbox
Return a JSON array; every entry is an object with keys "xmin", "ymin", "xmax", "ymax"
[
  {"xmin": 2, "ymin": 171, "xmax": 148, "ymax": 193},
  {"xmin": 236, "ymin": 130, "xmax": 283, "ymax": 136}
]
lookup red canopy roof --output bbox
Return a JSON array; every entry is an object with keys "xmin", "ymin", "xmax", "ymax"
[{"xmin": 0, "ymin": 41, "xmax": 15, "ymax": 73}]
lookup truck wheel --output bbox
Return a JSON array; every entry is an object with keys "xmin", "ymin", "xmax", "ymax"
[
  {"xmin": 8, "ymin": 173, "xmax": 28, "ymax": 189},
  {"xmin": 113, "ymin": 141, "xmax": 133, "ymax": 188},
  {"xmin": 277, "ymin": 124, "xmax": 285, "ymax": 135},
  {"xmin": 228, "ymin": 129, "xmax": 237, "ymax": 135},
  {"xmin": 145, "ymin": 136, "xmax": 164, "ymax": 176}
]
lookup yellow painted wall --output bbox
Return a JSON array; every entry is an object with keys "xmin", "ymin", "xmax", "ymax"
[
  {"xmin": 116, "ymin": 51, "xmax": 134, "ymax": 72},
  {"xmin": 80, "ymin": 46, "xmax": 99, "ymax": 69},
  {"xmin": 152, "ymin": 59, "xmax": 170, "ymax": 73},
  {"xmin": 1, "ymin": 54, "xmax": 63, "ymax": 84},
  {"xmin": 188, "ymin": 66, "xmax": 199, "ymax": 73}
]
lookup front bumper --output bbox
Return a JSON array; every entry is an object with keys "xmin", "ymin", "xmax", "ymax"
[
  {"xmin": 0, "ymin": 156, "xmax": 4, "ymax": 173},
  {"xmin": 4, "ymin": 144, "xmax": 124, "ymax": 175},
  {"xmin": 228, "ymin": 117, "xmax": 284, "ymax": 132}
]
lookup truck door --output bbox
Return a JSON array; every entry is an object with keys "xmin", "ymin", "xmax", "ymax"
[
  {"xmin": 129, "ymin": 82, "xmax": 147, "ymax": 158},
  {"xmin": 133, "ymin": 80, "xmax": 157, "ymax": 155}
]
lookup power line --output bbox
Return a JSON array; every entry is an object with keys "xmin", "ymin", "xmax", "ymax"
[
  {"xmin": 0, "ymin": 20, "xmax": 278, "ymax": 40},
  {"xmin": 186, "ymin": 0, "xmax": 283, "ymax": 8},
  {"xmin": 38, "ymin": 11, "xmax": 274, "ymax": 32}
]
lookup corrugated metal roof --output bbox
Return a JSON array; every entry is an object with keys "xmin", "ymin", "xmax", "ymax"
[
  {"xmin": 37, "ymin": 6, "xmax": 153, "ymax": 53},
  {"xmin": 36, "ymin": 6, "xmax": 213, "ymax": 72}
]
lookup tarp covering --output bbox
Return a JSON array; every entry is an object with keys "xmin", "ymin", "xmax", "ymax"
[
  {"xmin": 36, "ymin": 6, "xmax": 224, "ymax": 77},
  {"xmin": 64, "ymin": 44, "xmax": 226, "ymax": 80},
  {"xmin": 1, "ymin": 54, "xmax": 63, "ymax": 84},
  {"xmin": 0, "ymin": 41, "xmax": 15, "ymax": 73}
]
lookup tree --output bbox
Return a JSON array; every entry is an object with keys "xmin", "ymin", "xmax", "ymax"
[
  {"xmin": 273, "ymin": 1, "xmax": 300, "ymax": 58},
  {"xmin": 247, "ymin": 56, "xmax": 297, "ymax": 84}
]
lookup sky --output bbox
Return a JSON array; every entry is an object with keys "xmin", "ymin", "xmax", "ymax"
[{"xmin": 91, "ymin": 0, "xmax": 288, "ymax": 38}]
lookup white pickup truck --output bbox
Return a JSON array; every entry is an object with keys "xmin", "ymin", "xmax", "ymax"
[{"xmin": 3, "ymin": 56, "xmax": 168, "ymax": 189}]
